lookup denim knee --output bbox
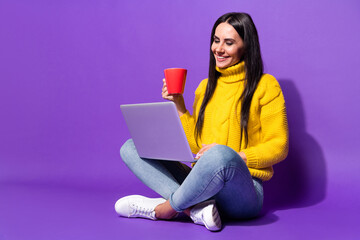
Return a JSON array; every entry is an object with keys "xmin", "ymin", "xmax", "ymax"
[
  {"xmin": 120, "ymin": 139, "xmax": 134, "ymax": 164},
  {"xmin": 198, "ymin": 144, "xmax": 246, "ymax": 170}
]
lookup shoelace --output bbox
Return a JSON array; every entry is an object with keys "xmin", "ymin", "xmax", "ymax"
[{"xmin": 130, "ymin": 202, "xmax": 155, "ymax": 219}]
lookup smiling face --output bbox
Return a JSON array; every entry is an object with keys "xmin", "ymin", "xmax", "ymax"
[{"xmin": 211, "ymin": 22, "xmax": 245, "ymax": 69}]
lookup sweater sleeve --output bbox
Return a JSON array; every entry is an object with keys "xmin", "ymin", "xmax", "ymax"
[
  {"xmin": 242, "ymin": 75, "xmax": 289, "ymax": 169},
  {"xmin": 180, "ymin": 79, "xmax": 207, "ymax": 154}
]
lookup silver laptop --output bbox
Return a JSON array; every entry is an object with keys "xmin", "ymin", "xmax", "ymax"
[{"xmin": 120, "ymin": 102, "xmax": 195, "ymax": 162}]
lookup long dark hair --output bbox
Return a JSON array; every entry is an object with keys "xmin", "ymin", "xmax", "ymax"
[{"xmin": 195, "ymin": 12, "xmax": 264, "ymax": 148}]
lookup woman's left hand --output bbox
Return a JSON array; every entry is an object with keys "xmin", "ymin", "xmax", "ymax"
[{"xmin": 195, "ymin": 143, "xmax": 218, "ymax": 159}]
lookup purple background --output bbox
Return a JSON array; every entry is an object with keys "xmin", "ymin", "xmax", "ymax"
[{"xmin": 1, "ymin": 0, "xmax": 359, "ymax": 239}]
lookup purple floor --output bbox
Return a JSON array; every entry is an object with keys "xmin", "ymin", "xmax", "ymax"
[
  {"xmin": 1, "ymin": 170, "xmax": 359, "ymax": 240},
  {"xmin": 1, "ymin": 0, "xmax": 360, "ymax": 239}
]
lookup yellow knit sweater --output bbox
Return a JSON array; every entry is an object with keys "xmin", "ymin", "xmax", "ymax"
[{"xmin": 180, "ymin": 61, "xmax": 289, "ymax": 181}]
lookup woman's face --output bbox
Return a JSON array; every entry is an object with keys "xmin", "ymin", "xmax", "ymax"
[{"xmin": 211, "ymin": 22, "xmax": 244, "ymax": 69}]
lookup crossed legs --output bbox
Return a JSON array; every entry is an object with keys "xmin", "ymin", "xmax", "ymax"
[{"xmin": 119, "ymin": 139, "xmax": 263, "ymax": 220}]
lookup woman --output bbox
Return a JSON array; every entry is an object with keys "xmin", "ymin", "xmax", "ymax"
[{"xmin": 115, "ymin": 12, "xmax": 288, "ymax": 231}]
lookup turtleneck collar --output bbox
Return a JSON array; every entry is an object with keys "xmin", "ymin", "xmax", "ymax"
[{"xmin": 216, "ymin": 61, "xmax": 245, "ymax": 83}]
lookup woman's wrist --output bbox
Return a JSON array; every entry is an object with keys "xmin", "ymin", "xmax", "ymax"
[
  {"xmin": 173, "ymin": 95, "xmax": 187, "ymax": 116},
  {"xmin": 176, "ymin": 105, "xmax": 186, "ymax": 116}
]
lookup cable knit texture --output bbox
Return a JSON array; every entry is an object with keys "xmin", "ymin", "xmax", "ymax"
[{"xmin": 180, "ymin": 61, "xmax": 289, "ymax": 181}]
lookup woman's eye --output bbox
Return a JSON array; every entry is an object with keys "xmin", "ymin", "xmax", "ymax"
[
  {"xmin": 214, "ymin": 39, "xmax": 220, "ymax": 43},
  {"xmin": 226, "ymin": 42, "xmax": 233, "ymax": 46}
]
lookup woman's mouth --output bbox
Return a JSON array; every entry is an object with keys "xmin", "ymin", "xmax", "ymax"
[{"xmin": 215, "ymin": 55, "xmax": 229, "ymax": 62}]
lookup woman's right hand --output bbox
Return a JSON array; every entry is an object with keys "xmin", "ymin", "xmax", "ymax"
[
  {"xmin": 162, "ymin": 79, "xmax": 187, "ymax": 116},
  {"xmin": 161, "ymin": 78, "xmax": 180, "ymax": 102}
]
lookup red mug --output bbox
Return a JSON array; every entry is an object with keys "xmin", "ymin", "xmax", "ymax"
[{"xmin": 164, "ymin": 68, "xmax": 187, "ymax": 94}]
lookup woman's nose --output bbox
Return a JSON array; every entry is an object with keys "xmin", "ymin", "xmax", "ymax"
[{"xmin": 215, "ymin": 43, "xmax": 225, "ymax": 54}]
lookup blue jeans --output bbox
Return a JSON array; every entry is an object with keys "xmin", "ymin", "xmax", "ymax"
[{"xmin": 120, "ymin": 139, "xmax": 263, "ymax": 219}]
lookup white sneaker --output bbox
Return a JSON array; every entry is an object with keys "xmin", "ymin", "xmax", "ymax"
[
  {"xmin": 190, "ymin": 200, "xmax": 222, "ymax": 231},
  {"xmin": 114, "ymin": 195, "xmax": 166, "ymax": 220}
]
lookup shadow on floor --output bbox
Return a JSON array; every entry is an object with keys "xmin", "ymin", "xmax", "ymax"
[
  {"xmin": 262, "ymin": 79, "xmax": 327, "ymax": 214},
  {"xmin": 174, "ymin": 211, "xmax": 279, "ymax": 228}
]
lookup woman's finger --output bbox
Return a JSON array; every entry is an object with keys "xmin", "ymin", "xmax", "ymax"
[
  {"xmin": 162, "ymin": 89, "xmax": 173, "ymax": 100},
  {"xmin": 198, "ymin": 144, "xmax": 208, "ymax": 154},
  {"xmin": 163, "ymin": 89, "xmax": 169, "ymax": 96},
  {"xmin": 195, "ymin": 144, "xmax": 207, "ymax": 159}
]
